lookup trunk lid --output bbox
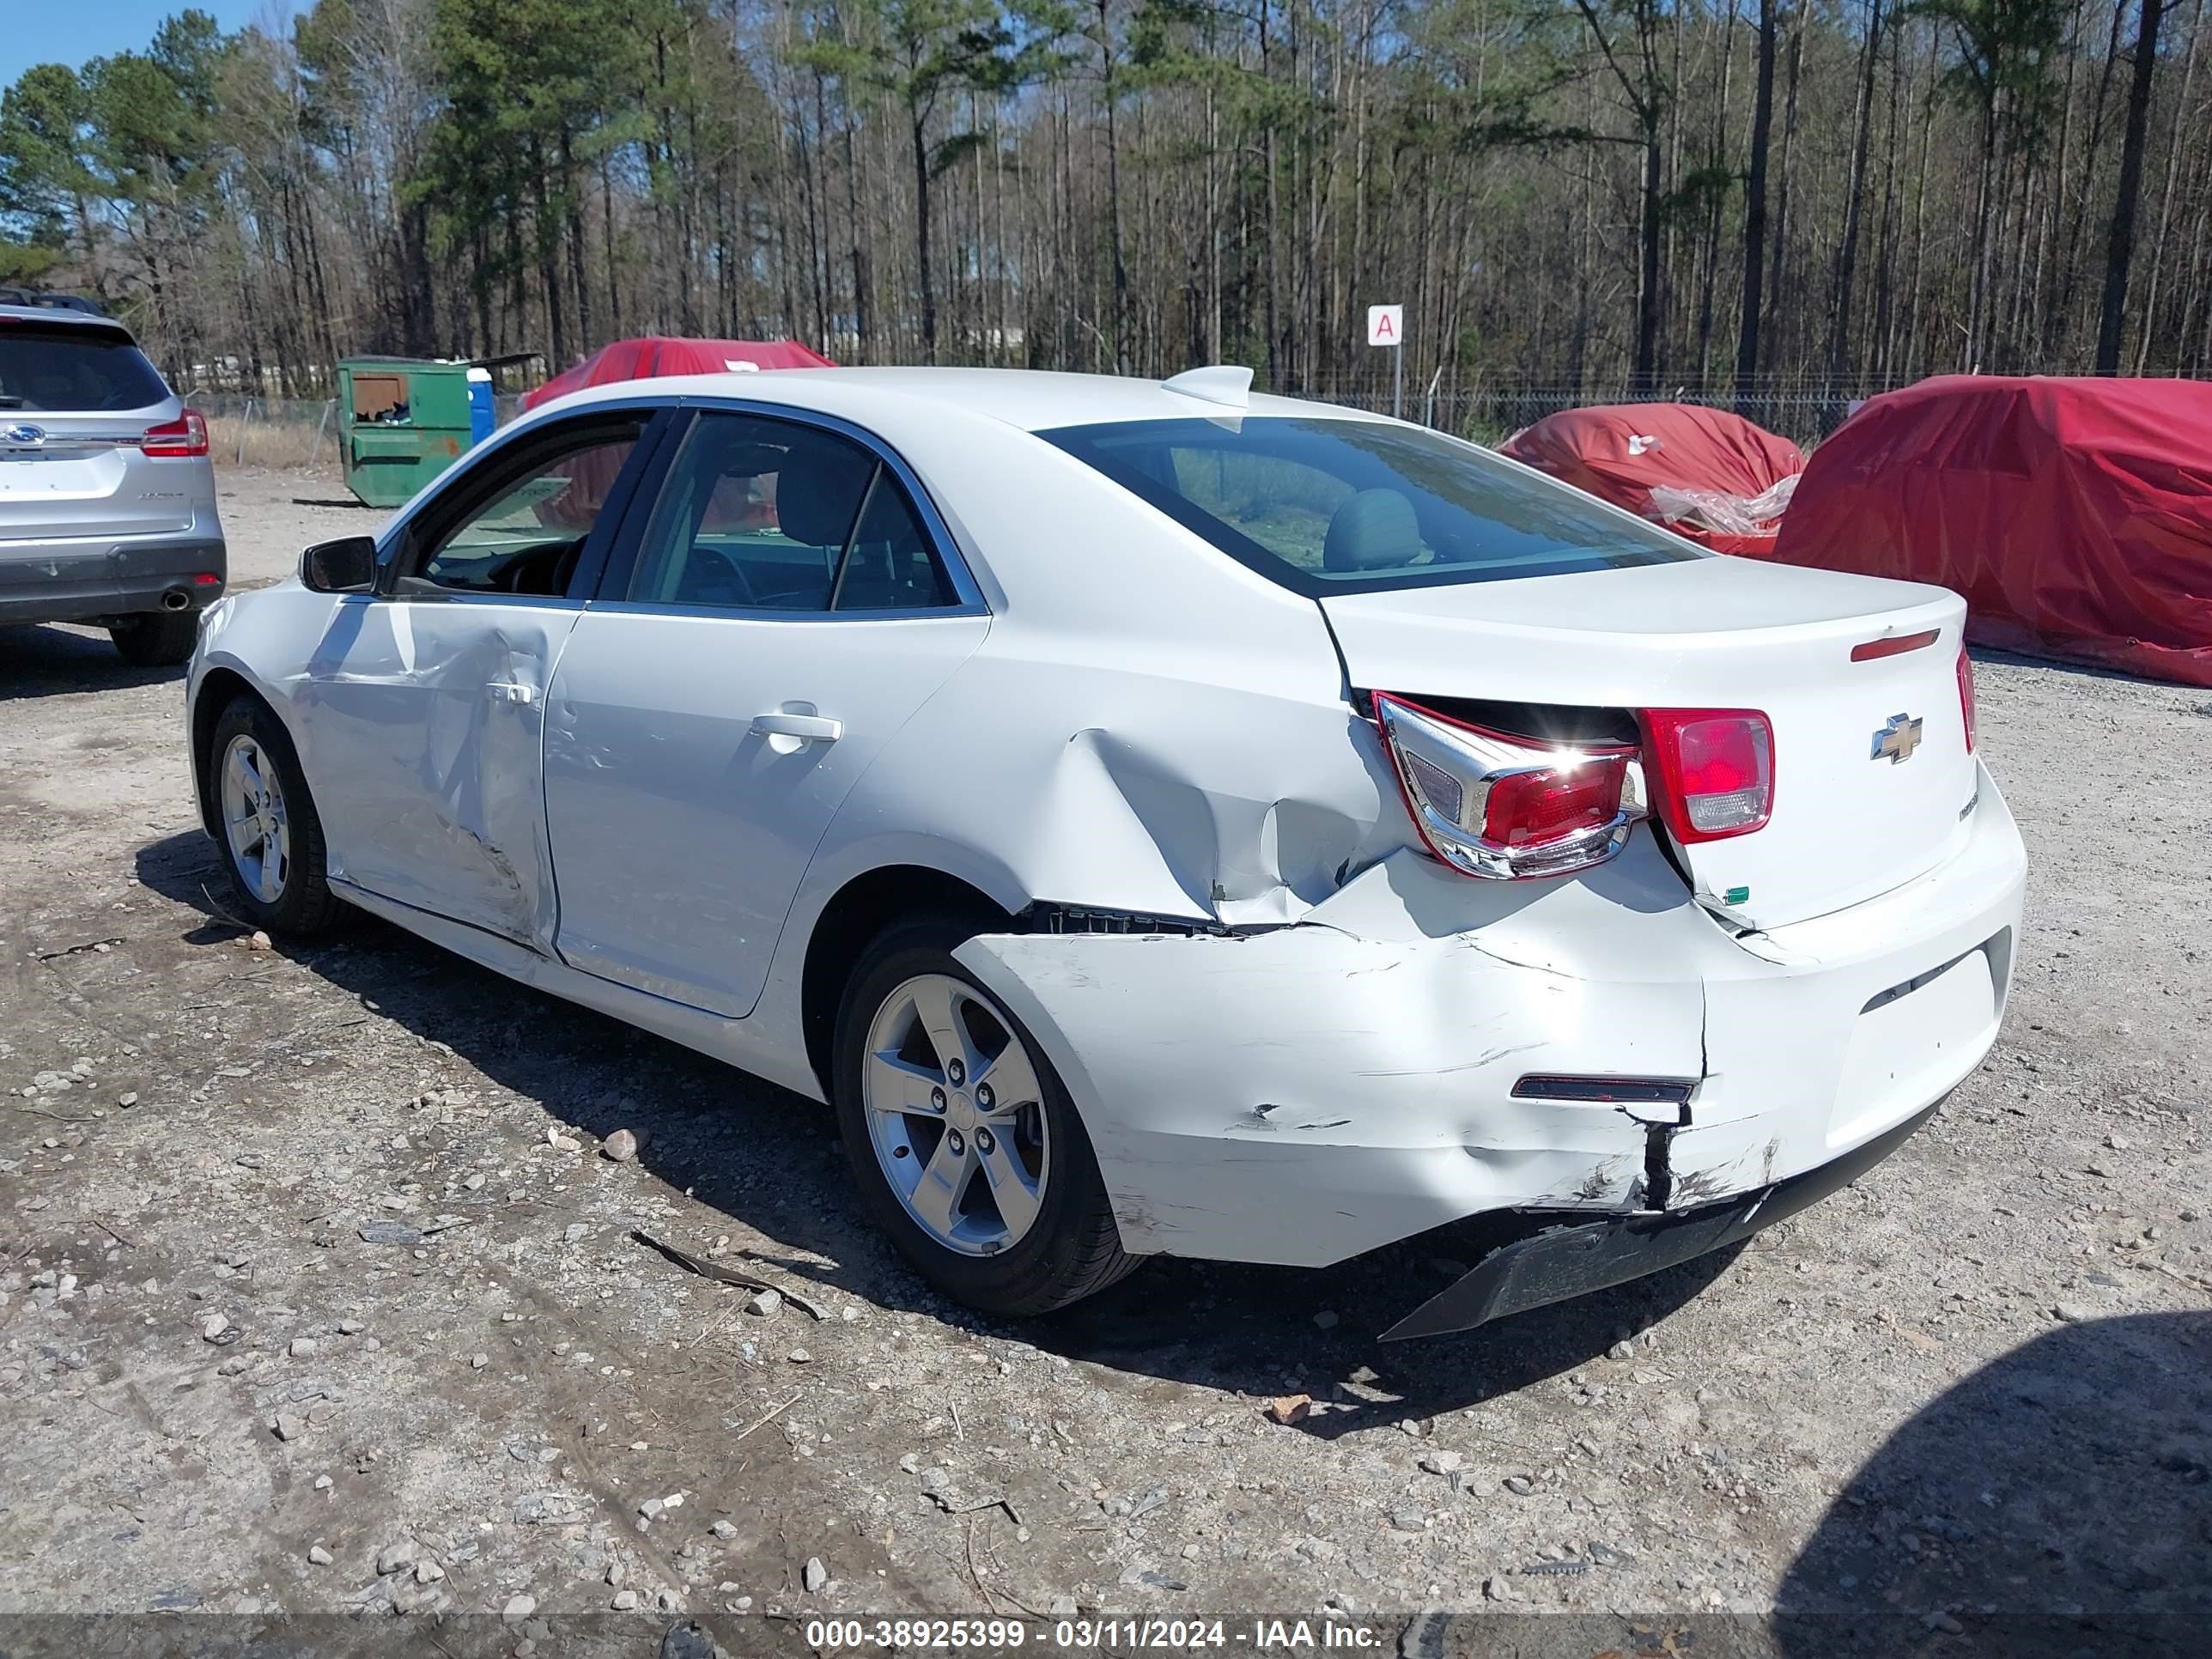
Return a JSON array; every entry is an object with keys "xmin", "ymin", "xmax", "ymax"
[
  {"xmin": 1, "ymin": 316, "xmax": 190, "ymax": 546},
  {"xmin": 0, "ymin": 411, "xmax": 194, "ymax": 544},
  {"xmin": 1322, "ymin": 556, "xmax": 1978, "ymax": 930}
]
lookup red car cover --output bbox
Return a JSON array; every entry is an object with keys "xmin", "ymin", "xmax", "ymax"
[
  {"xmin": 1772, "ymin": 376, "xmax": 2212, "ymax": 687},
  {"xmin": 519, "ymin": 337, "xmax": 836, "ymax": 528},
  {"xmin": 521, "ymin": 336, "xmax": 836, "ymax": 411},
  {"xmin": 1498, "ymin": 404, "xmax": 1805, "ymax": 556}
]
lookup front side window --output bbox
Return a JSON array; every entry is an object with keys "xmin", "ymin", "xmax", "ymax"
[
  {"xmin": 1039, "ymin": 416, "xmax": 1701, "ymax": 594},
  {"xmin": 625, "ymin": 411, "xmax": 953, "ymax": 612},
  {"xmin": 406, "ymin": 422, "xmax": 642, "ymax": 597}
]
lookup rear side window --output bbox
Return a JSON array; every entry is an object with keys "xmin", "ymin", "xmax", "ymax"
[
  {"xmin": 1039, "ymin": 416, "xmax": 1701, "ymax": 594},
  {"xmin": 626, "ymin": 410, "xmax": 954, "ymax": 612},
  {"xmin": 0, "ymin": 325, "xmax": 170, "ymax": 412}
]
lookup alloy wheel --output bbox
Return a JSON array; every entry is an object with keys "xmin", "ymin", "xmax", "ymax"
[
  {"xmin": 219, "ymin": 732, "xmax": 291, "ymax": 904},
  {"xmin": 860, "ymin": 973, "xmax": 1049, "ymax": 1256}
]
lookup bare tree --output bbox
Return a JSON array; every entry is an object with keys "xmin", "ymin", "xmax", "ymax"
[{"xmin": 2096, "ymin": 0, "xmax": 2169, "ymax": 369}]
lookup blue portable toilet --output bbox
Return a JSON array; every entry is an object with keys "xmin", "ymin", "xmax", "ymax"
[{"xmin": 466, "ymin": 367, "xmax": 495, "ymax": 447}]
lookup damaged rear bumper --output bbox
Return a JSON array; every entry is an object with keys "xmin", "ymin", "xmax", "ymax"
[
  {"xmin": 952, "ymin": 762, "xmax": 2025, "ymax": 1304},
  {"xmin": 1380, "ymin": 1099, "xmax": 1937, "ymax": 1340}
]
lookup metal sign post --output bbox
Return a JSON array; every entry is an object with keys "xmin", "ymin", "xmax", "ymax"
[{"xmin": 1367, "ymin": 304, "xmax": 1404, "ymax": 419}]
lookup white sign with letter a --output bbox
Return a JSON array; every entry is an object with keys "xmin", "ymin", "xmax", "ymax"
[{"xmin": 1366, "ymin": 304, "xmax": 1403, "ymax": 347}]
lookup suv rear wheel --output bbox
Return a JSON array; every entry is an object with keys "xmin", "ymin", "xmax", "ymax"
[
  {"xmin": 834, "ymin": 916, "xmax": 1137, "ymax": 1316},
  {"xmin": 109, "ymin": 611, "xmax": 199, "ymax": 666}
]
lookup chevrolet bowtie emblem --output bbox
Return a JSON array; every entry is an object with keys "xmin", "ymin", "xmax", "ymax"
[{"xmin": 1870, "ymin": 713, "xmax": 1923, "ymax": 763}]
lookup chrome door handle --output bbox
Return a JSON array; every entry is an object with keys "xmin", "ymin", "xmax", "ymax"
[
  {"xmin": 486, "ymin": 681, "xmax": 538, "ymax": 706},
  {"xmin": 750, "ymin": 712, "xmax": 842, "ymax": 743}
]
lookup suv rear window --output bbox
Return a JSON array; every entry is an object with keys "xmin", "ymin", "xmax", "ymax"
[
  {"xmin": 0, "ymin": 324, "xmax": 171, "ymax": 413},
  {"xmin": 1038, "ymin": 416, "xmax": 1700, "ymax": 593}
]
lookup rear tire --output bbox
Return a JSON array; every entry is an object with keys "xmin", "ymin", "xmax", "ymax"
[
  {"xmin": 834, "ymin": 915, "xmax": 1138, "ymax": 1317},
  {"xmin": 207, "ymin": 695, "xmax": 347, "ymax": 939},
  {"xmin": 109, "ymin": 611, "xmax": 199, "ymax": 666}
]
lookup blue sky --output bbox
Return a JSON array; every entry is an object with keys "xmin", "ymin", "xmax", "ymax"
[{"xmin": 0, "ymin": 3, "xmax": 310, "ymax": 86}]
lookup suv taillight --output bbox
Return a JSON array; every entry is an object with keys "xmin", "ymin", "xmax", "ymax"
[
  {"xmin": 143, "ymin": 409, "xmax": 209, "ymax": 458},
  {"xmin": 1372, "ymin": 692, "xmax": 1643, "ymax": 879},
  {"xmin": 1956, "ymin": 647, "xmax": 1976, "ymax": 753},
  {"xmin": 1639, "ymin": 708, "xmax": 1774, "ymax": 843}
]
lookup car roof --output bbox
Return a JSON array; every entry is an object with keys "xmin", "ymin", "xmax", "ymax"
[
  {"xmin": 528, "ymin": 364, "xmax": 1388, "ymax": 434},
  {"xmin": 0, "ymin": 303, "xmax": 135, "ymax": 337}
]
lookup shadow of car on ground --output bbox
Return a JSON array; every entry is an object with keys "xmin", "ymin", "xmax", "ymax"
[
  {"xmin": 1773, "ymin": 1310, "xmax": 2209, "ymax": 1657},
  {"xmin": 136, "ymin": 826, "xmax": 1741, "ymax": 1436},
  {"xmin": 1381, "ymin": 1316, "xmax": 2208, "ymax": 1659},
  {"xmin": 1, "ymin": 621, "xmax": 185, "ymax": 701}
]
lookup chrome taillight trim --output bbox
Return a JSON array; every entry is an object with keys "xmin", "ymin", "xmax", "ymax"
[
  {"xmin": 0, "ymin": 433, "xmax": 148, "ymax": 452},
  {"xmin": 1373, "ymin": 692, "xmax": 1648, "ymax": 881}
]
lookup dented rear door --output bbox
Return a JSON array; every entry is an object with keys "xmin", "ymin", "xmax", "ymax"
[
  {"xmin": 543, "ymin": 606, "xmax": 988, "ymax": 1016},
  {"xmin": 539, "ymin": 403, "xmax": 995, "ymax": 1019}
]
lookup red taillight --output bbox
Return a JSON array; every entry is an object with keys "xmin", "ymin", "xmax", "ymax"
[
  {"xmin": 1482, "ymin": 763, "xmax": 1626, "ymax": 848},
  {"xmin": 1371, "ymin": 692, "xmax": 1640, "ymax": 879},
  {"xmin": 143, "ymin": 409, "xmax": 209, "ymax": 458},
  {"xmin": 1956, "ymin": 647, "xmax": 1976, "ymax": 753},
  {"xmin": 1639, "ymin": 708, "xmax": 1774, "ymax": 843}
]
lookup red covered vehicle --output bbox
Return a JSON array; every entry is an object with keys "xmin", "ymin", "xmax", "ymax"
[
  {"xmin": 520, "ymin": 337, "xmax": 836, "ymax": 531},
  {"xmin": 1498, "ymin": 403, "xmax": 1804, "ymax": 556},
  {"xmin": 521, "ymin": 336, "xmax": 836, "ymax": 412},
  {"xmin": 1771, "ymin": 376, "xmax": 2212, "ymax": 687}
]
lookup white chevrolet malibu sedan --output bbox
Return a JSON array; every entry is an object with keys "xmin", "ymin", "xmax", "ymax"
[{"xmin": 185, "ymin": 367, "xmax": 2024, "ymax": 1338}]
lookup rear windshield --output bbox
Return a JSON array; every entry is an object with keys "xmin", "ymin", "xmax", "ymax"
[
  {"xmin": 1039, "ymin": 416, "xmax": 1701, "ymax": 593},
  {"xmin": 0, "ymin": 325, "xmax": 170, "ymax": 412}
]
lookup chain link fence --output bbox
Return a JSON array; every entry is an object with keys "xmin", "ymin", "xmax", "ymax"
[
  {"xmin": 1304, "ymin": 380, "xmax": 1890, "ymax": 446},
  {"xmin": 190, "ymin": 391, "xmax": 532, "ymax": 471},
  {"xmin": 188, "ymin": 374, "xmax": 1893, "ymax": 471}
]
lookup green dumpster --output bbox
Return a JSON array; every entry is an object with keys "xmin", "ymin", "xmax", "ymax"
[{"xmin": 336, "ymin": 358, "xmax": 477, "ymax": 507}]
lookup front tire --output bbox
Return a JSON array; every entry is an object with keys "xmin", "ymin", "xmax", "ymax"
[
  {"xmin": 109, "ymin": 611, "xmax": 199, "ymax": 666},
  {"xmin": 834, "ymin": 917, "xmax": 1137, "ymax": 1317},
  {"xmin": 208, "ymin": 696, "xmax": 346, "ymax": 939}
]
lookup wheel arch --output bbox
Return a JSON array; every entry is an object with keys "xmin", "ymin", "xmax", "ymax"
[
  {"xmin": 190, "ymin": 665, "xmax": 266, "ymax": 841},
  {"xmin": 799, "ymin": 864, "xmax": 1018, "ymax": 1097}
]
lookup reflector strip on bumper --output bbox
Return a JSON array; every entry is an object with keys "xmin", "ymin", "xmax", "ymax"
[{"xmin": 1510, "ymin": 1074, "xmax": 1695, "ymax": 1105}]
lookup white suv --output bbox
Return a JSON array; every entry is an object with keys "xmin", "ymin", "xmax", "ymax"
[{"xmin": 0, "ymin": 302, "xmax": 226, "ymax": 665}]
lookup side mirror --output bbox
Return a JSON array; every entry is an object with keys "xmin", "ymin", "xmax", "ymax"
[{"xmin": 301, "ymin": 535, "xmax": 378, "ymax": 594}]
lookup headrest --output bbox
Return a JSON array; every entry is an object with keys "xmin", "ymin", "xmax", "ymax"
[
  {"xmin": 1322, "ymin": 489, "xmax": 1422, "ymax": 572},
  {"xmin": 774, "ymin": 441, "xmax": 875, "ymax": 548}
]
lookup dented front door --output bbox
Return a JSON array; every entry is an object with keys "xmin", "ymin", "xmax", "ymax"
[{"xmin": 298, "ymin": 594, "xmax": 578, "ymax": 947}]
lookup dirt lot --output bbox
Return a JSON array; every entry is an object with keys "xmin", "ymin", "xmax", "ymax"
[{"xmin": 1, "ymin": 465, "xmax": 2206, "ymax": 1656}]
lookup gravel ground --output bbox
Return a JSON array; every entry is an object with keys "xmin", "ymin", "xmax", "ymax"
[{"xmin": 0, "ymin": 465, "xmax": 2206, "ymax": 1656}]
